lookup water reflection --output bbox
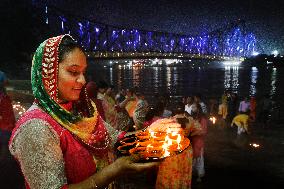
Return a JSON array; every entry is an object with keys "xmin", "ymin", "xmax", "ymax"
[
  {"xmin": 172, "ymin": 67, "xmax": 178, "ymax": 88},
  {"xmin": 166, "ymin": 67, "xmax": 171, "ymax": 89},
  {"xmin": 224, "ymin": 66, "xmax": 239, "ymax": 93},
  {"xmin": 89, "ymin": 59, "xmax": 284, "ymax": 108},
  {"xmin": 116, "ymin": 67, "xmax": 123, "ymax": 89},
  {"xmin": 249, "ymin": 67, "xmax": 258, "ymax": 97},
  {"xmin": 224, "ymin": 66, "xmax": 231, "ymax": 90},
  {"xmin": 231, "ymin": 66, "xmax": 239, "ymax": 93},
  {"xmin": 109, "ymin": 67, "xmax": 113, "ymax": 85},
  {"xmin": 132, "ymin": 67, "xmax": 141, "ymax": 87},
  {"xmin": 270, "ymin": 68, "xmax": 277, "ymax": 97},
  {"xmin": 153, "ymin": 67, "xmax": 159, "ymax": 94}
]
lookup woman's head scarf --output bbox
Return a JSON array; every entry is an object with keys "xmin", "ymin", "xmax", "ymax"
[{"xmin": 31, "ymin": 35, "xmax": 109, "ymax": 150}]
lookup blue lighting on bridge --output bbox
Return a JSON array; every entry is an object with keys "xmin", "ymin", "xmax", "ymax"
[{"xmin": 45, "ymin": 7, "xmax": 257, "ymax": 58}]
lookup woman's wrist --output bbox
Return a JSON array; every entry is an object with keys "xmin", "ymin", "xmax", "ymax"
[
  {"xmin": 112, "ymin": 157, "xmax": 125, "ymax": 174},
  {"xmin": 68, "ymin": 160, "xmax": 123, "ymax": 189}
]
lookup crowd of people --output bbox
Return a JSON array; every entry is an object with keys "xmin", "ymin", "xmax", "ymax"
[
  {"xmin": 83, "ymin": 81, "xmax": 211, "ymax": 187},
  {"xmin": 1, "ymin": 34, "xmax": 277, "ymax": 189},
  {"xmin": 213, "ymin": 90, "xmax": 274, "ymax": 135}
]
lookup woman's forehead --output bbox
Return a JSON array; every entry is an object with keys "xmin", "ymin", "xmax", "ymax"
[{"xmin": 61, "ymin": 49, "xmax": 87, "ymax": 68}]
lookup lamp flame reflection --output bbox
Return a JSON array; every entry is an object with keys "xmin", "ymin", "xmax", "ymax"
[
  {"xmin": 209, "ymin": 116, "xmax": 217, "ymax": 124},
  {"xmin": 249, "ymin": 143, "xmax": 260, "ymax": 148}
]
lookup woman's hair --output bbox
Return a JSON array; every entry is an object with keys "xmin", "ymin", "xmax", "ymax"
[
  {"xmin": 173, "ymin": 101, "xmax": 185, "ymax": 115},
  {"xmin": 191, "ymin": 102, "xmax": 204, "ymax": 120},
  {"xmin": 58, "ymin": 36, "xmax": 84, "ymax": 63},
  {"xmin": 97, "ymin": 80, "xmax": 109, "ymax": 89},
  {"xmin": 145, "ymin": 101, "xmax": 165, "ymax": 121},
  {"xmin": 86, "ymin": 81, "xmax": 97, "ymax": 99},
  {"xmin": 126, "ymin": 88, "xmax": 135, "ymax": 96}
]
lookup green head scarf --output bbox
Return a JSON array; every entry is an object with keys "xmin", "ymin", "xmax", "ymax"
[{"xmin": 31, "ymin": 35, "xmax": 109, "ymax": 147}]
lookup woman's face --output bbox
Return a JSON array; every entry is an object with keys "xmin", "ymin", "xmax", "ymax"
[{"xmin": 57, "ymin": 48, "xmax": 87, "ymax": 102}]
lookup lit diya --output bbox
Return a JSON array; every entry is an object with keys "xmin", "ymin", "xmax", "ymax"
[{"xmin": 117, "ymin": 118, "xmax": 190, "ymax": 161}]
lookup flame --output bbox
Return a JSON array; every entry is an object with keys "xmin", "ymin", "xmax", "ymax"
[
  {"xmin": 166, "ymin": 128, "xmax": 171, "ymax": 134},
  {"xmin": 209, "ymin": 116, "xmax": 217, "ymax": 124},
  {"xmin": 177, "ymin": 134, "xmax": 181, "ymax": 150},
  {"xmin": 162, "ymin": 135, "xmax": 171, "ymax": 157},
  {"xmin": 146, "ymin": 144, "xmax": 154, "ymax": 151},
  {"xmin": 149, "ymin": 131, "xmax": 155, "ymax": 138},
  {"xmin": 143, "ymin": 127, "xmax": 185, "ymax": 158},
  {"xmin": 249, "ymin": 143, "xmax": 260, "ymax": 148}
]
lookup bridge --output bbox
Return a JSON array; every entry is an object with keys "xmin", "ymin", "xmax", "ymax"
[{"xmin": 42, "ymin": 5, "xmax": 256, "ymax": 61}]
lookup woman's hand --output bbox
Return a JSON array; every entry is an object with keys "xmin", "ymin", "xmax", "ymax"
[
  {"xmin": 124, "ymin": 130, "xmax": 140, "ymax": 137},
  {"xmin": 69, "ymin": 154, "xmax": 159, "ymax": 189},
  {"xmin": 114, "ymin": 155, "xmax": 160, "ymax": 175}
]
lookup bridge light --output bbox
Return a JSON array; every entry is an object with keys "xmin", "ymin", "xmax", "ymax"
[
  {"xmin": 272, "ymin": 50, "xmax": 279, "ymax": 57},
  {"xmin": 252, "ymin": 51, "xmax": 259, "ymax": 56},
  {"xmin": 222, "ymin": 61, "xmax": 241, "ymax": 66}
]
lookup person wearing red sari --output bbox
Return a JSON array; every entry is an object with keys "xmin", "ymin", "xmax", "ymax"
[
  {"xmin": 249, "ymin": 96, "xmax": 256, "ymax": 122},
  {"xmin": 190, "ymin": 102, "xmax": 208, "ymax": 182},
  {"xmin": 0, "ymin": 72, "xmax": 16, "ymax": 156},
  {"xmin": 9, "ymin": 35, "xmax": 158, "ymax": 189},
  {"xmin": 0, "ymin": 90, "xmax": 16, "ymax": 131},
  {"xmin": 85, "ymin": 81, "xmax": 106, "ymax": 121}
]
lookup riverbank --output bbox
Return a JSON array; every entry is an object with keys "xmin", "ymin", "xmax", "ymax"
[
  {"xmin": 193, "ymin": 122, "xmax": 284, "ymax": 188},
  {"xmin": 6, "ymin": 80, "xmax": 33, "ymax": 103}
]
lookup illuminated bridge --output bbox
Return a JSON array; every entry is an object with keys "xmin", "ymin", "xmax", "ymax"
[{"xmin": 43, "ymin": 5, "xmax": 257, "ymax": 60}]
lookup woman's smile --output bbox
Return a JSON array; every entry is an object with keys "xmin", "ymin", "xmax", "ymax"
[{"xmin": 57, "ymin": 48, "xmax": 87, "ymax": 102}]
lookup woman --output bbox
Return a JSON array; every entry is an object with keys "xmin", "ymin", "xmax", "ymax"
[
  {"xmin": 85, "ymin": 81, "xmax": 106, "ymax": 121},
  {"xmin": 143, "ymin": 100, "xmax": 165, "ymax": 129},
  {"xmin": 155, "ymin": 102, "xmax": 202, "ymax": 189},
  {"xmin": 184, "ymin": 96, "xmax": 194, "ymax": 115},
  {"xmin": 96, "ymin": 81, "xmax": 119, "ymax": 129},
  {"xmin": 190, "ymin": 103, "xmax": 208, "ymax": 182},
  {"xmin": 9, "ymin": 35, "xmax": 157, "ymax": 189},
  {"xmin": 124, "ymin": 88, "xmax": 138, "ymax": 119},
  {"xmin": 133, "ymin": 92, "xmax": 149, "ymax": 130}
]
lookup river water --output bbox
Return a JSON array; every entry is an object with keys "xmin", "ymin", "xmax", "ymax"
[{"xmin": 89, "ymin": 59, "xmax": 283, "ymax": 109}]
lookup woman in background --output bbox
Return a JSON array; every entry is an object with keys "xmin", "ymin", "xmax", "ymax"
[
  {"xmin": 155, "ymin": 102, "xmax": 202, "ymax": 189},
  {"xmin": 190, "ymin": 102, "xmax": 208, "ymax": 182}
]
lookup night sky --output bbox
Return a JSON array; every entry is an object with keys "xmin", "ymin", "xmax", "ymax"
[
  {"xmin": 48, "ymin": 0, "xmax": 284, "ymax": 54},
  {"xmin": 1, "ymin": 0, "xmax": 284, "ymax": 67}
]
